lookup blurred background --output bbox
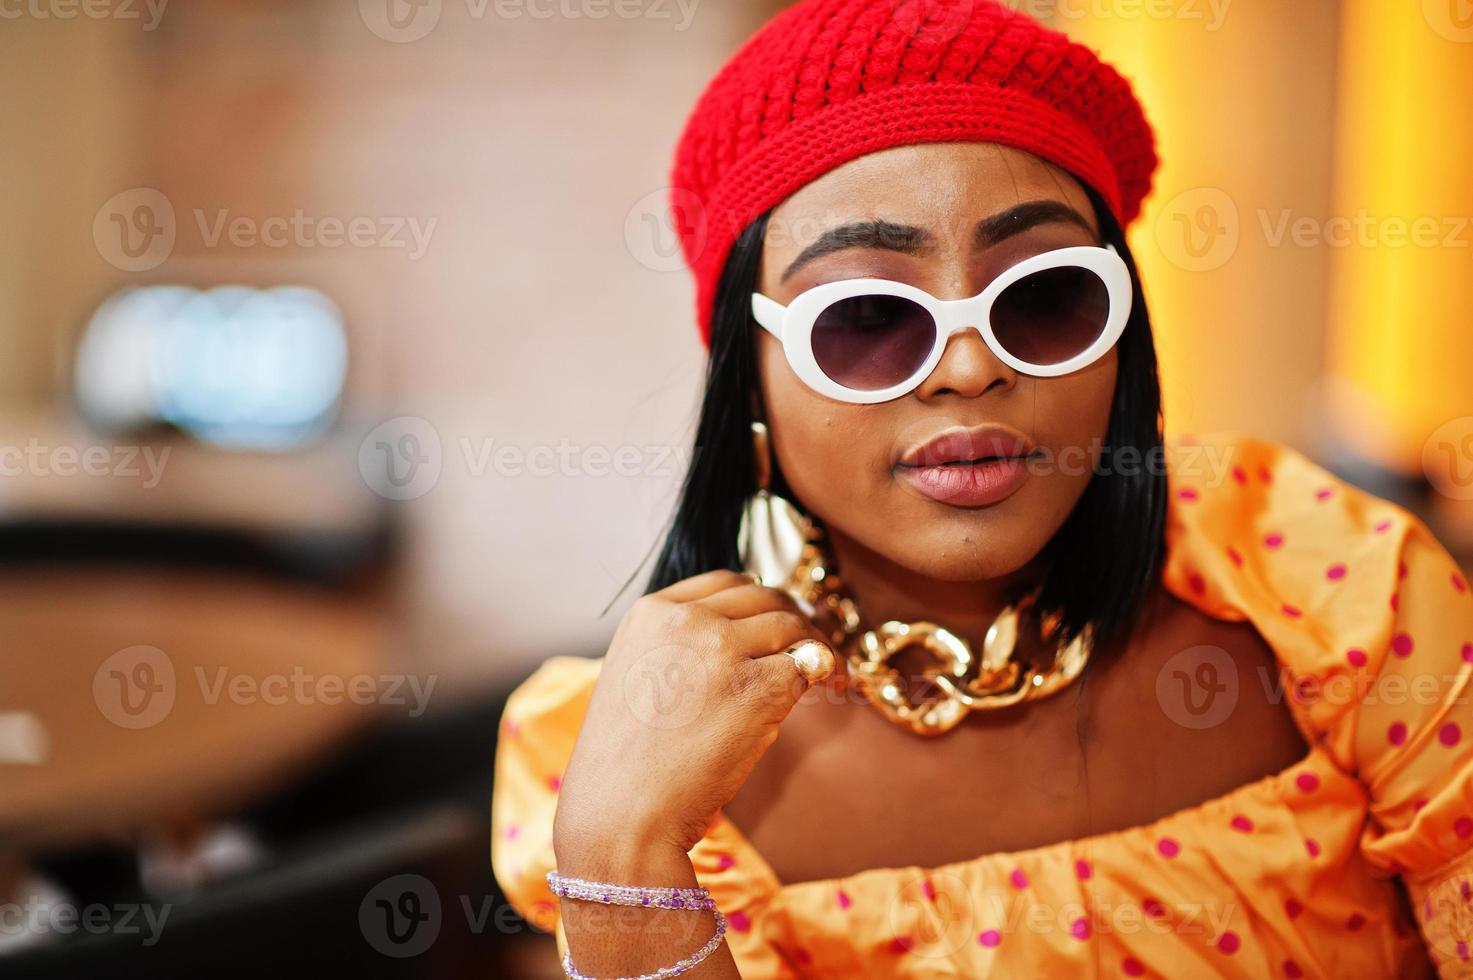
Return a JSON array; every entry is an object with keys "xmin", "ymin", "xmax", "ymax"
[{"xmin": 1, "ymin": 0, "xmax": 1470, "ymax": 976}]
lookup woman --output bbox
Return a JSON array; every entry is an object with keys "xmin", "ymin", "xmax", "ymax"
[{"xmin": 492, "ymin": 1, "xmax": 1473, "ymax": 976}]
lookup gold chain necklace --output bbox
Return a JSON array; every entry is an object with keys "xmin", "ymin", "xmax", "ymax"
[{"xmin": 776, "ymin": 517, "xmax": 1095, "ymax": 736}]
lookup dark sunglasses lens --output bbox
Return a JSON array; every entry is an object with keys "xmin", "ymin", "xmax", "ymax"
[
  {"xmin": 810, "ymin": 294, "xmax": 935, "ymax": 391},
  {"xmin": 991, "ymin": 265, "xmax": 1111, "ymax": 366}
]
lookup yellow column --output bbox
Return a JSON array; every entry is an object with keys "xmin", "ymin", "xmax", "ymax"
[
  {"xmin": 1053, "ymin": 3, "xmax": 1342, "ymax": 449},
  {"xmin": 1323, "ymin": 0, "xmax": 1473, "ymax": 477}
]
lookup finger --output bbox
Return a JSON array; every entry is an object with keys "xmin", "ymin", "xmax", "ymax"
[
  {"xmin": 742, "ymin": 640, "xmax": 837, "ymax": 711},
  {"xmin": 691, "ymin": 583, "xmax": 804, "ymax": 620},
  {"xmin": 650, "ymin": 569, "xmax": 755, "ymax": 604},
  {"xmin": 728, "ymin": 609, "xmax": 826, "ymax": 658}
]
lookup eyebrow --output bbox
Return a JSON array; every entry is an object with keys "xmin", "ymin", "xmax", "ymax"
[{"xmin": 778, "ymin": 200, "xmax": 1097, "ymax": 283}]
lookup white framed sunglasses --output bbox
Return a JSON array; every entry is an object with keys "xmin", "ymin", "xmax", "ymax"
[{"xmin": 750, "ymin": 243, "xmax": 1133, "ymax": 404}]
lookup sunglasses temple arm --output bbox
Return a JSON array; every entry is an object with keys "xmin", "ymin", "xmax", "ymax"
[{"xmin": 750, "ymin": 292, "xmax": 787, "ymax": 340}]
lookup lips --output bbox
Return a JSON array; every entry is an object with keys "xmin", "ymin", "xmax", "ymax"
[
  {"xmin": 896, "ymin": 426, "xmax": 1036, "ymax": 469},
  {"xmin": 894, "ymin": 425, "xmax": 1037, "ymax": 507}
]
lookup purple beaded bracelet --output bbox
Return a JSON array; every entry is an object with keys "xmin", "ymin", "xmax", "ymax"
[{"xmin": 545, "ymin": 870, "xmax": 728, "ymax": 980}]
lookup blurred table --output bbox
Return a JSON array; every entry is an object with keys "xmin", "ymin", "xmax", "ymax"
[{"xmin": 0, "ymin": 566, "xmax": 387, "ymax": 850}]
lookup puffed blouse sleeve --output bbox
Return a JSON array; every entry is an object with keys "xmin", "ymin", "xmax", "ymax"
[
  {"xmin": 1343, "ymin": 513, "xmax": 1473, "ymax": 974},
  {"xmin": 490, "ymin": 655, "xmax": 603, "ymax": 959}
]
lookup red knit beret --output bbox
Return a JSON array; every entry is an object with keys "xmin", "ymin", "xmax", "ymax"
[{"xmin": 669, "ymin": 0, "xmax": 1158, "ymax": 347}]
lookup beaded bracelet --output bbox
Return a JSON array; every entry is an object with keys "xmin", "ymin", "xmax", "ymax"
[{"xmin": 545, "ymin": 871, "xmax": 728, "ymax": 980}]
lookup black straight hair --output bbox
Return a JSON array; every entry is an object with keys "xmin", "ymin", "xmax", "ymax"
[{"xmin": 640, "ymin": 181, "xmax": 1167, "ymax": 658}]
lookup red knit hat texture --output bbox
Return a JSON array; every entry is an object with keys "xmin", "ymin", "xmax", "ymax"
[{"xmin": 669, "ymin": 0, "xmax": 1159, "ymax": 347}]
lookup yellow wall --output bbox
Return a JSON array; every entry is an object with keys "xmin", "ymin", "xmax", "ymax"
[
  {"xmin": 1324, "ymin": 0, "xmax": 1473, "ymax": 476},
  {"xmin": 1054, "ymin": 2, "xmax": 1342, "ymax": 451}
]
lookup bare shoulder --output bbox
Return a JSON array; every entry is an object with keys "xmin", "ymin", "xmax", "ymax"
[{"xmin": 1103, "ymin": 581, "xmax": 1311, "ymax": 783}]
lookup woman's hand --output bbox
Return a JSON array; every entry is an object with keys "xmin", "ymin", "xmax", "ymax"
[{"xmin": 553, "ymin": 569, "xmax": 834, "ymax": 862}]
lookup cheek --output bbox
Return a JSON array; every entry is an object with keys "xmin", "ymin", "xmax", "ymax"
[{"xmin": 756, "ymin": 337, "xmax": 889, "ymax": 515}]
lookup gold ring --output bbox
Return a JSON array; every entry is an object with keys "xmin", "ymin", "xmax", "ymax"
[{"xmin": 782, "ymin": 639, "xmax": 836, "ymax": 684}]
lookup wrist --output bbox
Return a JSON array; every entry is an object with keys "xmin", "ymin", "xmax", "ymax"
[{"xmin": 553, "ymin": 823, "xmax": 694, "ymax": 884}]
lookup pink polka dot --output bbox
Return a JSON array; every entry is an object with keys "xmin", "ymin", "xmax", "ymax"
[
  {"xmin": 1282, "ymin": 603, "xmax": 1302, "ymax": 618},
  {"xmin": 1217, "ymin": 930, "xmax": 1241, "ymax": 954},
  {"xmin": 1227, "ymin": 546, "xmax": 1244, "ymax": 568},
  {"xmin": 1415, "ymin": 797, "xmax": 1430, "ymax": 811},
  {"xmin": 1388, "ymin": 721, "xmax": 1408, "ymax": 746},
  {"xmin": 1009, "ymin": 867, "xmax": 1029, "ymax": 889},
  {"xmin": 1441, "ymin": 722, "xmax": 1463, "ymax": 747},
  {"xmin": 716, "ymin": 852, "xmax": 736, "ymax": 870},
  {"xmin": 1143, "ymin": 897, "xmax": 1166, "ymax": 918},
  {"xmin": 1347, "ymin": 648, "xmax": 1368, "ymax": 667},
  {"xmin": 1462, "ymin": 642, "xmax": 1473, "ymax": 664},
  {"xmin": 1392, "ymin": 633, "xmax": 1414, "ymax": 657},
  {"xmin": 1347, "ymin": 912, "xmax": 1365, "ymax": 931},
  {"xmin": 978, "ymin": 929, "xmax": 1001, "ymax": 948},
  {"xmin": 547, "ymin": 775, "xmax": 561, "ymax": 792},
  {"xmin": 1123, "ymin": 957, "xmax": 1146, "ymax": 977},
  {"xmin": 1327, "ymin": 563, "xmax": 1347, "ymax": 581},
  {"xmin": 921, "ymin": 878, "xmax": 936, "ymax": 901},
  {"xmin": 1075, "ymin": 859, "xmax": 1093, "ymax": 880},
  {"xmin": 1188, "ymin": 573, "xmax": 1207, "ymax": 596},
  {"xmin": 1295, "ymin": 772, "xmax": 1320, "ymax": 793},
  {"xmin": 1315, "ymin": 487, "xmax": 1334, "ymax": 502},
  {"xmin": 1454, "ymin": 574, "xmax": 1468, "ymax": 594},
  {"xmin": 1461, "ymin": 940, "xmax": 1470, "ymax": 961},
  {"xmin": 1178, "ymin": 488, "xmax": 1199, "ymax": 502},
  {"xmin": 1306, "ymin": 838, "xmax": 1321, "ymax": 858},
  {"xmin": 794, "ymin": 948, "xmax": 812, "ymax": 965},
  {"xmin": 1285, "ymin": 898, "xmax": 1303, "ymax": 919},
  {"xmin": 1230, "ymin": 814, "xmax": 1254, "ymax": 832},
  {"xmin": 1232, "ymin": 466, "xmax": 1248, "ymax": 486},
  {"xmin": 1264, "ymin": 532, "xmax": 1285, "ymax": 549},
  {"xmin": 836, "ymin": 889, "xmax": 852, "ymax": 910},
  {"xmin": 1375, "ymin": 519, "xmax": 1393, "ymax": 533},
  {"xmin": 504, "ymin": 824, "xmax": 519, "ymax": 840},
  {"xmin": 502, "ymin": 718, "xmax": 521, "ymax": 738},
  {"xmin": 1070, "ymin": 917, "xmax": 1092, "ymax": 940},
  {"xmin": 1284, "ymin": 960, "xmax": 1305, "ymax": 978},
  {"xmin": 1258, "ymin": 466, "xmax": 1273, "ymax": 484},
  {"xmin": 1390, "ymin": 592, "xmax": 1400, "ymax": 612},
  {"xmin": 728, "ymin": 911, "xmax": 751, "ymax": 933},
  {"xmin": 1399, "ymin": 561, "xmax": 1409, "ymax": 580},
  {"xmin": 1156, "ymin": 838, "xmax": 1180, "ymax": 858},
  {"xmin": 1462, "ymin": 879, "xmax": 1471, "ymax": 900},
  {"xmin": 889, "ymin": 935, "xmax": 913, "ymax": 953}
]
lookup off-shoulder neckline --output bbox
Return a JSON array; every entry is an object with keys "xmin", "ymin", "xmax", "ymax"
[{"xmin": 696, "ymin": 431, "xmax": 1360, "ymax": 897}]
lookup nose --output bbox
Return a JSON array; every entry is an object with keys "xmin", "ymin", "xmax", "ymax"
[{"xmin": 913, "ymin": 325, "xmax": 1016, "ymax": 401}]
